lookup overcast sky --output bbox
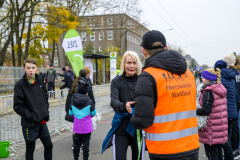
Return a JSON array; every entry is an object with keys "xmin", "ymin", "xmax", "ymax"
[{"xmin": 139, "ymin": 0, "xmax": 240, "ymax": 67}]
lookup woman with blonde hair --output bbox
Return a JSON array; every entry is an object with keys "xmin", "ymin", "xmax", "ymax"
[
  {"xmin": 101, "ymin": 51, "xmax": 142, "ymax": 160},
  {"xmin": 197, "ymin": 68, "xmax": 228, "ymax": 160}
]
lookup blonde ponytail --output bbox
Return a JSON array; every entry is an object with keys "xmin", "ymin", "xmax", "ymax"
[{"xmin": 205, "ymin": 68, "xmax": 221, "ymax": 83}]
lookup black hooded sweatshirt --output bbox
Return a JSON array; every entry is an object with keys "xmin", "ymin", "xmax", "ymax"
[{"xmin": 131, "ymin": 49, "xmax": 198, "ymax": 159}]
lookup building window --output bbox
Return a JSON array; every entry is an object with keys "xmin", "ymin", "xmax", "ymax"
[
  {"xmin": 90, "ymin": 32, "xmax": 95, "ymax": 41},
  {"xmin": 92, "ymin": 47, "xmax": 95, "ymax": 54},
  {"xmin": 46, "ymin": 56, "xmax": 49, "ymax": 61},
  {"xmin": 54, "ymin": 57, "xmax": 58, "ymax": 66},
  {"xmin": 90, "ymin": 19, "xmax": 95, "ymax": 26},
  {"xmin": 81, "ymin": 20, "xmax": 86, "ymax": 26},
  {"xmin": 99, "ymin": 46, "xmax": 102, "ymax": 53},
  {"xmin": 54, "ymin": 43, "xmax": 58, "ymax": 51},
  {"xmin": 81, "ymin": 32, "xmax": 87, "ymax": 41},
  {"xmin": 108, "ymin": 31, "xmax": 113, "ymax": 40},
  {"xmin": 83, "ymin": 47, "xmax": 86, "ymax": 54},
  {"xmin": 108, "ymin": 46, "xmax": 113, "ymax": 52},
  {"xmin": 107, "ymin": 18, "xmax": 113, "ymax": 25},
  {"xmin": 99, "ymin": 31, "xmax": 104, "ymax": 40}
]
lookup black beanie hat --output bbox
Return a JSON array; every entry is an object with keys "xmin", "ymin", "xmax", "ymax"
[{"xmin": 77, "ymin": 78, "xmax": 89, "ymax": 94}]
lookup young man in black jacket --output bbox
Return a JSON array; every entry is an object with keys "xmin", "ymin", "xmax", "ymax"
[{"xmin": 13, "ymin": 58, "xmax": 53, "ymax": 160}]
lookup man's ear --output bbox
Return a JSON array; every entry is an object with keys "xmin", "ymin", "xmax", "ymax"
[
  {"xmin": 142, "ymin": 48, "xmax": 147, "ymax": 56},
  {"xmin": 165, "ymin": 45, "xmax": 168, "ymax": 50}
]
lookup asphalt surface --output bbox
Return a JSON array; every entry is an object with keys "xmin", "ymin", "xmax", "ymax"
[
  {"xmin": 7, "ymin": 111, "xmax": 210, "ymax": 160},
  {"xmin": 6, "ymin": 79, "xmax": 219, "ymax": 160}
]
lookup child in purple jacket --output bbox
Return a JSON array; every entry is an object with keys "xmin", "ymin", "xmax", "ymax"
[
  {"xmin": 197, "ymin": 68, "xmax": 228, "ymax": 160},
  {"xmin": 69, "ymin": 81, "xmax": 96, "ymax": 160}
]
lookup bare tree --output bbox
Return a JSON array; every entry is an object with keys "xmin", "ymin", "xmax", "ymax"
[
  {"xmin": 202, "ymin": 64, "xmax": 209, "ymax": 70},
  {"xmin": 168, "ymin": 44, "xmax": 185, "ymax": 56}
]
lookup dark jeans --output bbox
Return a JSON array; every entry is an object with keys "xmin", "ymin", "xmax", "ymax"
[
  {"xmin": 204, "ymin": 144, "xmax": 223, "ymax": 160},
  {"xmin": 115, "ymin": 134, "xmax": 140, "ymax": 160},
  {"xmin": 150, "ymin": 152, "xmax": 198, "ymax": 160},
  {"xmin": 47, "ymin": 82, "xmax": 55, "ymax": 98},
  {"xmin": 222, "ymin": 118, "xmax": 234, "ymax": 160},
  {"xmin": 231, "ymin": 103, "xmax": 240, "ymax": 151},
  {"xmin": 73, "ymin": 133, "xmax": 91, "ymax": 160},
  {"xmin": 60, "ymin": 84, "xmax": 70, "ymax": 97}
]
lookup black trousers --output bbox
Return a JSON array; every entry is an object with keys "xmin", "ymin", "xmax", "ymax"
[
  {"xmin": 204, "ymin": 144, "xmax": 223, "ymax": 160},
  {"xmin": 150, "ymin": 152, "xmax": 198, "ymax": 160},
  {"xmin": 231, "ymin": 103, "xmax": 240, "ymax": 151},
  {"xmin": 222, "ymin": 118, "xmax": 234, "ymax": 160},
  {"xmin": 115, "ymin": 134, "xmax": 140, "ymax": 160},
  {"xmin": 60, "ymin": 84, "xmax": 70, "ymax": 97},
  {"xmin": 25, "ymin": 136, "xmax": 53, "ymax": 160},
  {"xmin": 73, "ymin": 133, "xmax": 91, "ymax": 160},
  {"xmin": 47, "ymin": 82, "xmax": 55, "ymax": 98}
]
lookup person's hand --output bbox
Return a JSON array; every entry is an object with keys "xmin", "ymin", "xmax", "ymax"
[
  {"xmin": 44, "ymin": 81, "xmax": 46, "ymax": 83},
  {"xmin": 126, "ymin": 101, "xmax": 135, "ymax": 114},
  {"xmin": 59, "ymin": 79, "xmax": 61, "ymax": 81},
  {"xmin": 56, "ymin": 71, "xmax": 58, "ymax": 73},
  {"xmin": 55, "ymin": 79, "xmax": 57, "ymax": 82}
]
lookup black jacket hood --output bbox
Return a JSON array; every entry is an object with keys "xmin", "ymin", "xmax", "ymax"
[
  {"xmin": 143, "ymin": 50, "xmax": 187, "ymax": 75},
  {"xmin": 72, "ymin": 94, "xmax": 91, "ymax": 109}
]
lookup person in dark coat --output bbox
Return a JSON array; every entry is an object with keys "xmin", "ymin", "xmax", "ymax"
[
  {"xmin": 84, "ymin": 67, "xmax": 95, "ymax": 105},
  {"xmin": 199, "ymin": 70, "xmax": 203, "ymax": 83},
  {"xmin": 101, "ymin": 51, "xmax": 142, "ymax": 160},
  {"xmin": 130, "ymin": 30, "xmax": 199, "ymax": 160},
  {"xmin": 13, "ymin": 58, "xmax": 53, "ymax": 160},
  {"xmin": 231, "ymin": 59, "xmax": 240, "ymax": 156},
  {"xmin": 57, "ymin": 67, "xmax": 71, "ymax": 97},
  {"xmin": 215, "ymin": 55, "xmax": 237, "ymax": 160},
  {"xmin": 66, "ymin": 66, "xmax": 76, "ymax": 85},
  {"xmin": 39, "ymin": 69, "xmax": 46, "ymax": 79},
  {"xmin": 44, "ymin": 64, "xmax": 58, "ymax": 98}
]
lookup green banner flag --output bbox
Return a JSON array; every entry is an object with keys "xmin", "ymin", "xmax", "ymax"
[{"xmin": 62, "ymin": 29, "xmax": 83, "ymax": 77}]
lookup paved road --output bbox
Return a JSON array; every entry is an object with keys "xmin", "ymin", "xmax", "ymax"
[
  {"xmin": 6, "ymin": 111, "xmax": 210, "ymax": 160},
  {"xmin": 5, "ymin": 80, "xmax": 217, "ymax": 160}
]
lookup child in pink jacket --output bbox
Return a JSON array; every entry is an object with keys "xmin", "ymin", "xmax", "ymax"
[{"xmin": 197, "ymin": 68, "xmax": 228, "ymax": 160}]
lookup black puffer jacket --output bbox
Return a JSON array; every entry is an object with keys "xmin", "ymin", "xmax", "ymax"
[
  {"xmin": 111, "ymin": 74, "xmax": 138, "ymax": 135},
  {"xmin": 14, "ymin": 74, "xmax": 49, "ymax": 127},
  {"xmin": 131, "ymin": 50, "xmax": 198, "ymax": 159}
]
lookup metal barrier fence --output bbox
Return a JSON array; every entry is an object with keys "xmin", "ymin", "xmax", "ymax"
[
  {"xmin": 0, "ymin": 89, "xmax": 72, "ymax": 152},
  {"xmin": 0, "ymin": 67, "xmax": 64, "ymax": 93}
]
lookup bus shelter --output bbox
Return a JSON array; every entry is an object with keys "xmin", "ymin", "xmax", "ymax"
[{"xmin": 83, "ymin": 54, "xmax": 109, "ymax": 84}]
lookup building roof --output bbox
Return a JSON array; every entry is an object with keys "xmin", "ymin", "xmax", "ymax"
[{"xmin": 84, "ymin": 54, "xmax": 109, "ymax": 59}]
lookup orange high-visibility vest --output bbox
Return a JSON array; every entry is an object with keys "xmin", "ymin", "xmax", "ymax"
[{"xmin": 144, "ymin": 67, "xmax": 199, "ymax": 155}]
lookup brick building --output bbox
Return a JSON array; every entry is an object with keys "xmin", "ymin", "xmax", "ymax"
[{"xmin": 43, "ymin": 14, "xmax": 149, "ymax": 68}]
